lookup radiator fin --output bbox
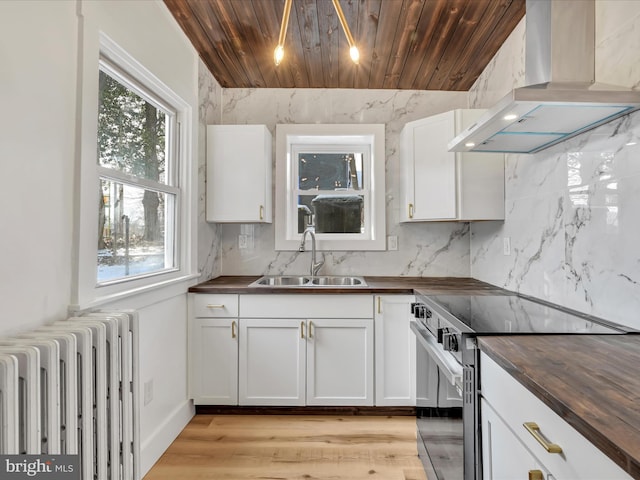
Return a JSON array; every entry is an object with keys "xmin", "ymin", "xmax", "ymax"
[{"xmin": 0, "ymin": 310, "xmax": 138, "ymax": 480}]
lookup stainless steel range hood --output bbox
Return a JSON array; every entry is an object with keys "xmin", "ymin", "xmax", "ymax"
[{"xmin": 448, "ymin": 0, "xmax": 640, "ymax": 154}]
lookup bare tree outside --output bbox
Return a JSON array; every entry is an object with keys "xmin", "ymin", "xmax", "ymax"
[{"xmin": 97, "ymin": 69, "xmax": 169, "ymax": 281}]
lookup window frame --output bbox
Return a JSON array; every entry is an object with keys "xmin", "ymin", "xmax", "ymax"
[
  {"xmin": 275, "ymin": 124, "xmax": 386, "ymax": 251},
  {"xmin": 73, "ymin": 33, "xmax": 196, "ymax": 309},
  {"xmin": 96, "ymin": 59, "xmax": 180, "ymax": 286}
]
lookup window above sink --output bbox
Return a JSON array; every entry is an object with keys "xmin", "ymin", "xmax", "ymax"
[{"xmin": 275, "ymin": 124, "xmax": 386, "ymax": 251}]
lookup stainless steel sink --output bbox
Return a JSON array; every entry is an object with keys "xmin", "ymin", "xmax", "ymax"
[
  {"xmin": 309, "ymin": 276, "xmax": 367, "ymax": 286},
  {"xmin": 251, "ymin": 276, "xmax": 312, "ymax": 286},
  {"xmin": 249, "ymin": 275, "xmax": 367, "ymax": 287}
]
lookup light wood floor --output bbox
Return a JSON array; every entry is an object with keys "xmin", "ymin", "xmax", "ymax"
[{"xmin": 144, "ymin": 415, "xmax": 428, "ymax": 480}]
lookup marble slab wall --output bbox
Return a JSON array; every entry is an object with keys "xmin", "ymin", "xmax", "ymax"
[
  {"xmin": 469, "ymin": 4, "xmax": 640, "ymax": 330},
  {"xmin": 215, "ymin": 88, "xmax": 472, "ymax": 277},
  {"xmin": 197, "ymin": 59, "xmax": 223, "ymax": 281}
]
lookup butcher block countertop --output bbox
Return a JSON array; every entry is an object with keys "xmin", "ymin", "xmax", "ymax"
[
  {"xmin": 188, "ymin": 275, "xmax": 506, "ymax": 295},
  {"xmin": 480, "ymin": 335, "xmax": 640, "ymax": 479}
]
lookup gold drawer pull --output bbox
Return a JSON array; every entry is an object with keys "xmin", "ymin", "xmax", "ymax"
[
  {"xmin": 259, "ymin": 205, "xmax": 264, "ymax": 220},
  {"xmin": 308, "ymin": 321, "xmax": 314, "ymax": 339},
  {"xmin": 300, "ymin": 321, "xmax": 305, "ymax": 339},
  {"xmin": 528, "ymin": 470, "xmax": 544, "ymax": 480},
  {"xmin": 206, "ymin": 304, "xmax": 225, "ymax": 309},
  {"xmin": 523, "ymin": 422, "xmax": 563, "ymax": 454},
  {"xmin": 408, "ymin": 203, "xmax": 414, "ymax": 219},
  {"xmin": 231, "ymin": 320, "xmax": 237, "ymax": 339}
]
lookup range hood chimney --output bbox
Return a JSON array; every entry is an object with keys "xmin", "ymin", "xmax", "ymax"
[{"xmin": 448, "ymin": 0, "xmax": 640, "ymax": 154}]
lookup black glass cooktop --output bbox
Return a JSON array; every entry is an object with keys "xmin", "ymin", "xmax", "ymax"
[{"xmin": 421, "ymin": 293, "xmax": 628, "ymax": 335}]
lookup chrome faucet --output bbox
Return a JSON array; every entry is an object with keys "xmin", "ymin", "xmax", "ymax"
[{"xmin": 299, "ymin": 225, "xmax": 324, "ymax": 276}]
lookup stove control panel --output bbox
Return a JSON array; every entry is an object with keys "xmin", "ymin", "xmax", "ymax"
[{"xmin": 411, "ymin": 302, "xmax": 437, "ymax": 335}]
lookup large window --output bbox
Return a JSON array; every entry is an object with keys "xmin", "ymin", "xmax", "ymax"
[
  {"xmin": 72, "ymin": 30, "xmax": 196, "ymax": 309},
  {"xmin": 97, "ymin": 61, "xmax": 178, "ymax": 284},
  {"xmin": 275, "ymin": 124, "xmax": 386, "ymax": 251}
]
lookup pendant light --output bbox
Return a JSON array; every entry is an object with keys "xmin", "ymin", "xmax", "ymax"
[
  {"xmin": 274, "ymin": 0, "xmax": 359, "ymax": 66},
  {"xmin": 274, "ymin": 0, "xmax": 292, "ymax": 66}
]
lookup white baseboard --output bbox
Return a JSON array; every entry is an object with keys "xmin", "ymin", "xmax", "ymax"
[{"xmin": 140, "ymin": 400, "xmax": 195, "ymax": 477}]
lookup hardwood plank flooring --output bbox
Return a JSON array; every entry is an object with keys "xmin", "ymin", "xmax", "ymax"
[{"xmin": 144, "ymin": 415, "xmax": 428, "ymax": 480}]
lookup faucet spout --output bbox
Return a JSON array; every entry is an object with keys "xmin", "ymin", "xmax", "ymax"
[{"xmin": 299, "ymin": 226, "xmax": 324, "ymax": 276}]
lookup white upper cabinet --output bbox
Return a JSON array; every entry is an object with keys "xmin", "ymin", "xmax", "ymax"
[
  {"xmin": 400, "ymin": 109, "xmax": 504, "ymax": 222},
  {"xmin": 206, "ymin": 124, "xmax": 272, "ymax": 223}
]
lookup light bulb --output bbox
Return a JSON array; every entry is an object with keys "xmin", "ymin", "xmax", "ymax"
[
  {"xmin": 274, "ymin": 45, "xmax": 284, "ymax": 66},
  {"xmin": 349, "ymin": 45, "xmax": 360, "ymax": 64},
  {"xmin": 504, "ymin": 114, "xmax": 518, "ymax": 121},
  {"xmin": 465, "ymin": 142, "xmax": 476, "ymax": 148}
]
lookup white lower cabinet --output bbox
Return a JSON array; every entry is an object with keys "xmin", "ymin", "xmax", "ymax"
[
  {"xmin": 188, "ymin": 294, "xmax": 239, "ymax": 405},
  {"xmin": 238, "ymin": 295, "xmax": 374, "ymax": 406},
  {"xmin": 238, "ymin": 318, "xmax": 305, "ymax": 405},
  {"xmin": 482, "ymin": 398, "xmax": 552, "ymax": 480},
  {"xmin": 374, "ymin": 295, "xmax": 416, "ymax": 406},
  {"xmin": 481, "ymin": 352, "xmax": 632, "ymax": 480}
]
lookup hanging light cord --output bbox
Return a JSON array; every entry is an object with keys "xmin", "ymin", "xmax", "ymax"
[
  {"xmin": 274, "ymin": 0, "xmax": 293, "ymax": 66},
  {"xmin": 274, "ymin": 0, "xmax": 359, "ymax": 66},
  {"xmin": 331, "ymin": 0, "xmax": 359, "ymax": 64}
]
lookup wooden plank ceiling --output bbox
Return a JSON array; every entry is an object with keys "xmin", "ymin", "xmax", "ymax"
[{"xmin": 164, "ymin": 0, "xmax": 525, "ymax": 91}]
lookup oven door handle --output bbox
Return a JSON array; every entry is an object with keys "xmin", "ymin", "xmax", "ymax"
[{"xmin": 410, "ymin": 321, "xmax": 464, "ymax": 390}]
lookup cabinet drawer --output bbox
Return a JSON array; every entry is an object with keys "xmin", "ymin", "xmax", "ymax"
[
  {"xmin": 481, "ymin": 352, "xmax": 631, "ymax": 480},
  {"xmin": 191, "ymin": 294, "xmax": 239, "ymax": 318},
  {"xmin": 240, "ymin": 294, "xmax": 372, "ymax": 318}
]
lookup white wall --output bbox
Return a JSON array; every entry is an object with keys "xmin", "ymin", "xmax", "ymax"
[
  {"xmin": 470, "ymin": 2, "xmax": 640, "ymax": 330},
  {"xmin": 0, "ymin": 0, "xmax": 77, "ymax": 333},
  {"xmin": 0, "ymin": 1, "xmax": 200, "ymax": 475}
]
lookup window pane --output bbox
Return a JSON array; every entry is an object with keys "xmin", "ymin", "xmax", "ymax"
[
  {"xmin": 298, "ymin": 194, "xmax": 364, "ymax": 234},
  {"xmin": 298, "ymin": 152, "xmax": 363, "ymax": 191},
  {"xmin": 98, "ymin": 179, "xmax": 174, "ymax": 283},
  {"xmin": 98, "ymin": 70, "xmax": 167, "ymax": 183}
]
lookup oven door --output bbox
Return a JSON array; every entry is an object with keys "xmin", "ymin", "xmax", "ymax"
[{"xmin": 410, "ymin": 321, "xmax": 463, "ymax": 392}]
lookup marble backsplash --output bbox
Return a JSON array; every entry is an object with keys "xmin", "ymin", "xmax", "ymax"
[
  {"xmin": 213, "ymin": 87, "xmax": 472, "ymax": 277},
  {"xmin": 197, "ymin": 59, "xmax": 223, "ymax": 282},
  {"xmin": 469, "ymin": 5, "xmax": 640, "ymax": 329}
]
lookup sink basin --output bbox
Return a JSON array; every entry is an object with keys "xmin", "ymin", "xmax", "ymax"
[
  {"xmin": 309, "ymin": 276, "xmax": 367, "ymax": 286},
  {"xmin": 251, "ymin": 276, "xmax": 312, "ymax": 286},
  {"xmin": 249, "ymin": 275, "xmax": 367, "ymax": 287}
]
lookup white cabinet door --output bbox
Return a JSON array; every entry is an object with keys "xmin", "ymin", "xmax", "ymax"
[
  {"xmin": 374, "ymin": 295, "xmax": 416, "ymax": 406},
  {"xmin": 190, "ymin": 318, "xmax": 238, "ymax": 405},
  {"xmin": 399, "ymin": 109, "xmax": 504, "ymax": 222},
  {"xmin": 238, "ymin": 318, "xmax": 305, "ymax": 406},
  {"xmin": 482, "ymin": 398, "xmax": 551, "ymax": 480},
  {"xmin": 206, "ymin": 124, "xmax": 272, "ymax": 223},
  {"xmin": 411, "ymin": 113, "xmax": 457, "ymax": 220},
  {"xmin": 306, "ymin": 318, "xmax": 374, "ymax": 406}
]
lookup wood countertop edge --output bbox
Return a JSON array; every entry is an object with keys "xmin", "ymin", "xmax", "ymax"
[
  {"xmin": 188, "ymin": 276, "xmax": 506, "ymax": 295},
  {"xmin": 479, "ymin": 338, "xmax": 640, "ymax": 479}
]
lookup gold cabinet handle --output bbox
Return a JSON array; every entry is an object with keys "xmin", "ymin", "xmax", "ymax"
[
  {"xmin": 377, "ymin": 297, "xmax": 382, "ymax": 314},
  {"xmin": 523, "ymin": 422, "xmax": 563, "ymax": 454},
  {"xmin": 408, "ymin": 203, "xmax": 414, "ymax": 219},
  {"xmin": 300, "ymin": 321, "xmax": 305, "ymax": 339},
  {"xmin": 206, "ymin": 304, "xmax": 225, "ymax": 309},
  {"xmin": 528, "ymin": 470, "xmax": 544, "ymax": 480},
  {"xmin": 308, "ymin": 321, "xmax": 314, "ymax": 339},
  {"xmin": 259, "ymin": 205, "xmax": 264, "ymax": 220},
  {"xmin": 231, "ymin": 320, "xmax": 237, "ymax": 339}
]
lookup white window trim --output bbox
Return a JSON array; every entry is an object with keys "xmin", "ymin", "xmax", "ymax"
[
  {"xmin": 73, "ymin": 33, "xmax": 197, "ymax": 310},
  {"xmin": 275, "ymin": 124, "xmax": 386, "ymax": 251}
]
